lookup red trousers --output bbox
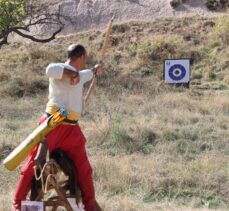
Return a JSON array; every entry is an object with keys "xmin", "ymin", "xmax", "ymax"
[{"xmin": 13, "ymin": 116, "xmax": 95, "ymax": 211}]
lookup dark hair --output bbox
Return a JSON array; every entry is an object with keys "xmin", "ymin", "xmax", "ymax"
[{"xmin": 67, "ymin": 44, "xmax": 86, "ymax": 60}]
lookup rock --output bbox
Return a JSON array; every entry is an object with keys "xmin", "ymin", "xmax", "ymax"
[
  {"xmin": 170, "ymin": 0, "xmax": 182, "ymax": 8},
  {"xmin": 36, "ymin": 0, "xmax": 223, "ymax": 35}
]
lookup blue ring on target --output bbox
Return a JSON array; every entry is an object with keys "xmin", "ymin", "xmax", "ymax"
[{"xmin": 168, "ymin": 64, "xmax": 186, "ymax": 81}]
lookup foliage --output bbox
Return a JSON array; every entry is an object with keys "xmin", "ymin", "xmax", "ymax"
[
  {"xmin": 0, "ymin": 0, "xmax": 65, "ymax": 46},
  {"xmin": 213, "ymin": 15, "xmax": 229, "ymax": 44},
  {"xmin": 137, "ymin": 35, "xmax": 184, "ymax": 61},
  {"xmin": 206, "ymin": 0, "xmax": 229, "ymax": 10},
  {"xmin": 0, "ymin": 0, "xmax": 27, "ymax": 31}
]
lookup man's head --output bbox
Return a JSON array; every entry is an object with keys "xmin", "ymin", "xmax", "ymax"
[{"xmin": 67, "ymin": 44, "xmax": 87, "ymax": 70}]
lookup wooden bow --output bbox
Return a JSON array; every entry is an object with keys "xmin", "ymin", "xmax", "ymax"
[{"xmin": 83, "ymin": 17, "xmax": 114, "ymax": 111}]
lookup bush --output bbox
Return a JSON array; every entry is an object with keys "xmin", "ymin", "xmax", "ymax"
[
  {"xmin": 137, "ymin": 35, "xmax": 184, "ymax": 61},
  {"xmin": 103, "ymin": 122, "xmax": 157, "ymax": 154},
  {"xmin": 206, "ymin": 0, "xmax": 229, "ymax": 10},
  {"xmin": 0, "ymin": 73, "xmax": 10, "ymax": 82},
  {"xmin": 192, "ymin": 70, "xmax": 203, "ymax": 80},
  {"xmin": 2, "ymin": 78, "xmax": 48, "ymax": 97},
  {"xmin": 24, "ymin": 80, "xmax": 48, "ymax": 96},
  {"xmin": 170, "ymin": 0, "xmax": 182, "ymax": 8},
  {"xmin": 213, "ymin": 15, "xmax": 229, "ymax": 45},
  {"xmin": 4, "ymin": 78, "xmax": 24, "ymax": 97}
]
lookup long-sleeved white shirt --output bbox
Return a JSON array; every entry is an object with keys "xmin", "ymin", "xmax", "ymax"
[{"xmin": 46, "ymin": 63, "xmax": 93, "ymax": 114}]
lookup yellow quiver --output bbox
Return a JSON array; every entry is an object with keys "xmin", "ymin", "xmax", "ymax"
[{"xmin": 3, "ymin": 109, "xmax": 68, "ymax": 171}]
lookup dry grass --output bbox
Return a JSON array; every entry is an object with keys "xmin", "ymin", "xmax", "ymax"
[
  {"xmin": 0, "ymin": 16, "xmax": 229, "ymax": 210},
  {"xmin": 81, "ymin": 88, "xmax": 229, "ymax": 210},
  {"xmin": 92, "ymin": 153, "xmax": 229, "ymax": 210}
]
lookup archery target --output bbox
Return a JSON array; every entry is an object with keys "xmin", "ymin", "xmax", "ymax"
[{"xmin": 164, "ymin": 59, "xmax": 190, "ymax": 84}]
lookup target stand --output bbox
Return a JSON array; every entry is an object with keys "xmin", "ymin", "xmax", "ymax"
[{"xmin": 164, "ymin": 59, "xmax": 191, "ymax": 88}]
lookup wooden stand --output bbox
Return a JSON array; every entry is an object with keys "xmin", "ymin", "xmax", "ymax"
[{"xmin": 30, "ymin": 140, "xmax": 81, "ymax": 211}]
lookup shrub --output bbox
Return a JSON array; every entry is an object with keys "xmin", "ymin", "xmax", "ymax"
[
  {"xmin": 213, "ymin": 15, "xmax": 229, "ymax": 45},
  {"xmin": 112, "ymin": 24, "xmax": 130, "ymax": 33},
  {"xmin": 137, "ymin": 35, "xmax": 184, "ymax": 61},
  {"xmin": 192, "ymin": 70, "xmax": 203, "ymax": 80},
  {"xmin": 103, "ymin": 122, "xmax": 157, "ymax": 155},
  {"xmin": 4, "ymin": 78, "xmax": 24, "ymax": 97},
  {"xmin": 0, "ymin": 73, "xmax": 10, "ymax": 82},
  {"xmin": 24, "ymin": 80, "xmax": 48, "ymax": 96},
  {"xmin": 170, "ymin": 0, "xmax": 182, "ymax": 8},
  {"xmin": 206, "ymin": 0, "xmax": 229, "ymax": 10}
]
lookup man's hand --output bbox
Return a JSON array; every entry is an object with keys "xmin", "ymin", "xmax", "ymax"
[
  {"xmin": 62, "ymin": 68, "xmax": 80, "ymax": 85},
  {"xmin": 70, "ymin": 74, "xmax": 80, "ymax": 85},
  {"xmin": 92, "ymin": 64, "xmax": 102, "ymax": 76}
]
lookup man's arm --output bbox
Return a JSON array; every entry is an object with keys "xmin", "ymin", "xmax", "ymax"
[
  {"xmin": 46, "ymin": 63, "xmax": 79, "ymax": 82},
  {"xmin": 62, "ymin": 68, "xmax": 79, "ymax": 79},
  {"xmin": 80, "ymin": 64, "xmax": 102, "ymax": 84}
]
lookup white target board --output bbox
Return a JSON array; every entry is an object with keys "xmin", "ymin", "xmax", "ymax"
[{"xmin": 164, "ymin": 59, "xmax": 190, "ymax": 84}]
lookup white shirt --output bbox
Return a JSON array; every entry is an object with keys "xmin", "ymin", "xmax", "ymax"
[{"xmin": 46, "ymin": 63, "xmax": 93, "ymax": 114}]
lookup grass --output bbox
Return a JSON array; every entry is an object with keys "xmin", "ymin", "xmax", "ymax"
[{"xmin": 0, "ymin": 15, "xmax": 229, "ymax": 211}]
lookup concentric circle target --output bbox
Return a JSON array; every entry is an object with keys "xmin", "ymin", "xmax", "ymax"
[{"xmin": 168, "ymin": 64, "xmax": 186, "ymax": 81}]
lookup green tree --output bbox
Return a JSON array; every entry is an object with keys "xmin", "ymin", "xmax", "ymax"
[{"xmin": 0, "ymin": 0, "xmax": 66, "ymax": 46}]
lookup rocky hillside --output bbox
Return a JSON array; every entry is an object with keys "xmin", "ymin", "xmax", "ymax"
[
  {"xmin": 0, "ymin": 12, "xmax": 228, "ymax": 211},
  {"xmin": 42, "ymin": 0, "xmax": 226, "ymax": 34}
]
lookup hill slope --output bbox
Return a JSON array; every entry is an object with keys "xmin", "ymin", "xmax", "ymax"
[{"xmin": 0, "ymin": 15, "xmax": 229, "ymax": 211}]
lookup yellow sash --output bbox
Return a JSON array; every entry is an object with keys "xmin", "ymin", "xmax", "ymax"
[{"xmin": 46, "ymin": 105, "xmax": 81, "ymax": 122}]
